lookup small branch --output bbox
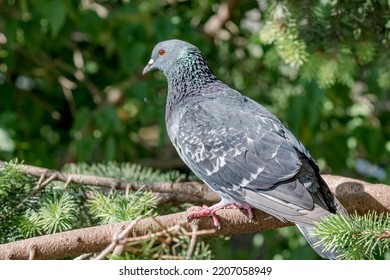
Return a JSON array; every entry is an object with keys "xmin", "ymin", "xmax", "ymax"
[
  {"xmin": 186, "ymin": 223, "xmax": 199, "ymax": 260},
  {"xmin": 36, "ymin": 174, "xmax": 46, "ymax": 188},
  {"xmin": 0, "ymin": 161, "xmax": 220, "ymax": 204},
  {"xmin": 94, "ymin": 215, "xmax": 143, "ymax": 260},
  {"xmin": 111, "ymin": 243, "xmax": 124, "ymax": 258},
  {"xmin": 377, "ymin": 230, "xmax": 390, "ymax": 240},
  {"xmin": 28, "ymin": 246, "xmax": 37, "ymax": 260},
  {"xmin": 63, "ymin": 176, "xmax": 73, "ymax": 189},
  {"xmin": 15, "ymin": 173, "xmax": 56, "ymax": 210},
  {"xmin": 38, "ymin": 173, "xmax": 57, "ymax": 190},
  {"xmin": 74, "ymin": 253, "xmax": 93, "ymax": 260}
]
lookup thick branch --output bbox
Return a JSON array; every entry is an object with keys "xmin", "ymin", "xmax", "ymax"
[
  {"xmin": 0, "ymin": 209, "xmax": 291, "ymax": 260},
  {"xmin": 321, "ymin": 174, "xmax": 390, "ymax": 215},
  {"xmin": 0, "ymin": 175, "xmax": 388, "ymax": 260}
]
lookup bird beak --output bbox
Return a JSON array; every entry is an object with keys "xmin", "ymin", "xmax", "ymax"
[{"xmin": 143, "ymin": 58, "xmax": 155, "ymax": 75}]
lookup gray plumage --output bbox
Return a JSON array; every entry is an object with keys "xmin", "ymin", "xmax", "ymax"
[{"xmin": 143, "ymin": 39, "xmax": 348, "ymax": 259}]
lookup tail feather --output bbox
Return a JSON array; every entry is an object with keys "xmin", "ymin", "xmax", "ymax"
[{"xmin": 296, "ymin": 224, "xmax": 339, "ymax": 260}]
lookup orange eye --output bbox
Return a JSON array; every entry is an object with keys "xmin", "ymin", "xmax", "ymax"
[{"xmin": 159, "ymin": 49, "xmax": 166, "ymax": 56}]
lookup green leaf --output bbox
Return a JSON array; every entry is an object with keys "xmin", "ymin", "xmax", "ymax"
[
  {"xmin": 75, "ymin": 135, "xmax": 98, "ymax": 162},
  {"xmin": 104, "ymin": 135, "xmax": 116, "ymax": 160},
  {"xmin": 37, "ymin": 0, "xmax": 67, "ymax": 37},
  {"xmin": 95, "ymin": 106, "xmax": 123, "ymax": 134},
  {"xmin": 3, "ymin": 20, "xmax": 18, "ymax": 47},
  {"xmin": 118, "ymin": 41, "xmax": 147, "ymax": 75},
  {"xmin": 78, "ymin": 9, "xmax": 104, "ymax": 40},
  {"xmin": 70, "ymin": 107, "xmax": 91, "ymax": 134}
]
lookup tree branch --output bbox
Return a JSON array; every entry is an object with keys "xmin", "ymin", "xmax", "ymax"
[
  {"xmin": 0, "ymin": 172, "xmax": 388, "ymax": 260},
  {"xmin": 0, "ymin": 161, "xmax": 220, "ymax": 204}
]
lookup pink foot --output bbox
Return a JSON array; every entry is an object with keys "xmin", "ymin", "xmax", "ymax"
[
  {"xmin": 187, "ymin": 203, "xmax": 253, "ymax": 228},
  {"xmin": 187, "ymin": 205, "xmax": 221, "ymax": 228}
]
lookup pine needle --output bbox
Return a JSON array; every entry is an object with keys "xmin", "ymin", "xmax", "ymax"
[
  {"xmin": 62, "ymin": 161, "xmax": 187, "ymax": 183},
  {"xmin": 88, "ymin": 190, "xmax": 157, "ymax": 225},
  {"xmin": 313, "ymin": 211, "xmax": 390, "ymax": 260}
]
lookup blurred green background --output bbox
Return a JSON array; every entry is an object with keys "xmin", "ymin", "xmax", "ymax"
[{"xmin": 0, "ymin": 0, "xmax": 389, "ymax": 259}]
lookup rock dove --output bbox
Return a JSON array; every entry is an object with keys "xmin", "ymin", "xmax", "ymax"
[{"xmin": 143, "ymin": 39, "xmax": 348, "ymax": 259}]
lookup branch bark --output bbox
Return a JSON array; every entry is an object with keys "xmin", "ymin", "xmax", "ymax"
[{"xmin": 0, "ymin": 172, "xmax": 388, "ymax": 260}]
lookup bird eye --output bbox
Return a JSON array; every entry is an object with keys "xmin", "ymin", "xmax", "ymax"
[{"xmin": 159, "ymin": 49, "xmax": 166, "ymax": 57}]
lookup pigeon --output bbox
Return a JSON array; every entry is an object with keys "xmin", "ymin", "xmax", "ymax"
[{"xmin": 143, "ymin": 39, "xmax": 348, "ymax": 259}]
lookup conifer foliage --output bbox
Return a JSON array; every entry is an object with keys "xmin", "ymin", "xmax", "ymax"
[
  {"xmin": 313, "ymin": 212, "xmax": 390, "ymax": 260},
  {"xmin": 0, "ymin": 160, "xmax": 212, "ymax": 259}
]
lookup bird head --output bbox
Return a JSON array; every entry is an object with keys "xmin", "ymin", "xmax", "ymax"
[{"xmin": 143, "ymin": 39, "xmax": 200, "ymax": 76}]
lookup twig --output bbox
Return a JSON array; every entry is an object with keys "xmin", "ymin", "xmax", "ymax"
[
  {"xmin": 74, "ymin": 253, "xmax": 93, "ymax": 260},
  {"xmin": 15, "ymin": 173, "xmax": 57, "ymax": 210},
  {"xmin": 186, "ymin": 223, "xmax": 199, "ymax": 259},
  {"xmin": 111, "ymin": 244, "xmax": 124, "ymax": 258},
  {"xmin": 36, "ymin": 174, "xmax": 46, "ymax": 188},
  {"xmin": 121, "ymin": 224, "xmax": 181, "ymax": 246},
  {"xmin": 39, "ymin": 174, "xmax": 58, "ymax": 190},
  {"xmin": 110, "ymin": 210, "xmax": 154, "ymax": 258},
  {"xmin": 117, "ymin": 223, "xmax": 215, "ymax": 259},
  {"xmin": 377, "ymin": 230, "xmax": 390, "ymax": 240},
  {"xmin": 28, "ymin": 246, "xmax": 37, "ymax": 260},
  {"xmin": 94, "ymin": 215, "xmax": 144, "ymax": 260},
  {"xmin": 63, "ymin": 176, "xmax": 73, "ymax": 189}
]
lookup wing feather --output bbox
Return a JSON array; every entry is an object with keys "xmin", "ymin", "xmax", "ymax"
[{"xmin": 171, "ymin": 95, "xmax": 328, "ymax": 223}]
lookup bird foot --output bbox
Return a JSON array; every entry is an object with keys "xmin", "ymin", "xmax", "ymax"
[
  {"xmin": 187, "ymin": 205, "xmax": 221, "ymax": 228},
  {"xmin": 187, "ymin": 203, "xmax": 253, "ymax": 228}
]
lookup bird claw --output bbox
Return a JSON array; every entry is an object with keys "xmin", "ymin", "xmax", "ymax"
[
  {"xmin": 187, "ymin": 203, "xmax": 253, "ymax": 228},
  {"xmin": 187, "ymin": 205, "xmax": 221, "ymax": 228}
]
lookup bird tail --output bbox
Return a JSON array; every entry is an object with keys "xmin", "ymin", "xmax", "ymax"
[{"xmin": 296, "ymin": 224, "xmax": 339, "ymax": 260}]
